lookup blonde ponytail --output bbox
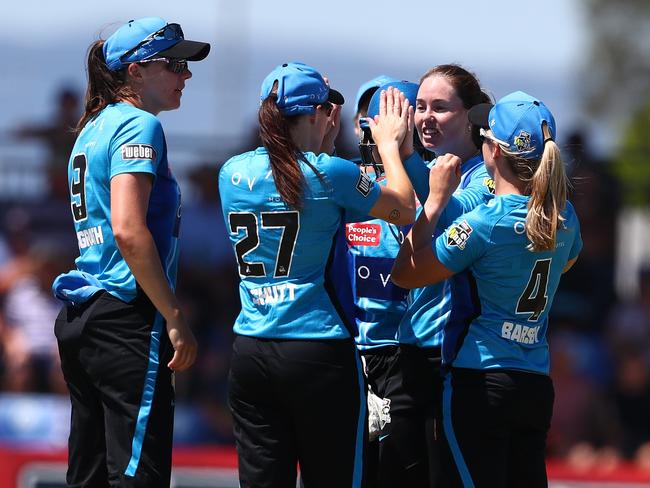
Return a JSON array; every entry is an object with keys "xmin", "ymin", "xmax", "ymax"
[{"xmin": 524, "ymin": 123, "xmax": 569, "ymax": 251}]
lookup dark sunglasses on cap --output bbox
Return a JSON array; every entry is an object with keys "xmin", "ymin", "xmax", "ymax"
[
  {"xmin": 138, "ymin": 57, "xmax": 188, "ymax": 74},
  {"xmin": 120, "ymin": 23, "xmax": 184, "ymax": 62}
]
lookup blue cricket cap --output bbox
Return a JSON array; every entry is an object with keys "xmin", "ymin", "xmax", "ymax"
[
  {"xmin": 354, "ymin": 75, "xmax": 398, "ymax": 114},
  {"xmin": 468, "ymin": 90, "xmax": 556, "ymax": 160},
  {"xmin": 260, "ymin": 62, "xmax": 344, "ymax": 116},
  {"xmin": 103, "ymin": 17, "xmax": 210, "ymax": 71},
  {"xmin": 360, "ymin": 80, "xmax": 419, "ymax": 129}
]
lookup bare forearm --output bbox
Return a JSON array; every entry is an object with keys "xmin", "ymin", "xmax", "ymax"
[
  {"xmin": 379, "ymin": 142, "xmax": 415, "ymax": 212},
  {"xmin": 115, "ymin": 229, "xmax": 182, "ymax": 322}
]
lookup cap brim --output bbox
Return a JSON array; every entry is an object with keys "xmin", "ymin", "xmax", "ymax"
[
  {"xmin": 328, "ymin": 88, "xmax": 345, "ymax": 106},
  {"xmin": 468, "ymin": 103, "xmax": 493, "ymax": 128},
  {"xmin": 156, "ymin": 40, "xmax": 211, "ymax": 61}
]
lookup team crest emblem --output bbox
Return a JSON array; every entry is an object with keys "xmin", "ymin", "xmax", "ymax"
[
  {"xmin": 513, "ymin": 131, "xmax": 532, "ymax": 151},
  {"xmin": 446, "ymin": 220, "xmax": 473, "ymax": 250},
  {"xmin": 483, "ymin": 177, "xmax": 495, "ymax": 194},
  {"xmin": 356, "ymin": 172, "xmax": 373, "ymax": 197}
]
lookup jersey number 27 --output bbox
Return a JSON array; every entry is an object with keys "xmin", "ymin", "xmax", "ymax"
[{"xmin": 228, "ymin": 211, "xmax": 299, "ymax": 278}]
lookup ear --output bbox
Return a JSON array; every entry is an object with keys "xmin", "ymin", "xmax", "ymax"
[
  {"xmin": 490, "ymin": 141, "xmax": 502, "ymax": 160},
  {"xmin": 126, "ymin": 62, "xmax": 144, "ymax": 83}
]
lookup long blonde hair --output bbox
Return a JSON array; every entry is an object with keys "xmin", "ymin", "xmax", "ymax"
[{"xmin": 502, "ymin": 123, "xmax": 569, "ymax": 252}]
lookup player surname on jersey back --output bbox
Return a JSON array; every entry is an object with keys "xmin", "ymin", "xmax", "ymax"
[
  {"xmin": 77, "ymin": 225, "xmax": 104, "ymax": 249},
  {"xmin": 249, "ymin": 283, "xmax": 297, "ymax": 306}
]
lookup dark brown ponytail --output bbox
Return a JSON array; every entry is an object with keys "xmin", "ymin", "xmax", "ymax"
[
  {"xmin": 258, "ymin": 91, "xmax": 306, "ymax": 209},
  {"xmin": 76, "ymin": 40, "xmax": 138, "ymax": 131}
]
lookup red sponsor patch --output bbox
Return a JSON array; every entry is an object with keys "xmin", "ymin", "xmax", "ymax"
[{"xmin": 346, "ymin": 223, "xmax": 381, "ymax": 246}]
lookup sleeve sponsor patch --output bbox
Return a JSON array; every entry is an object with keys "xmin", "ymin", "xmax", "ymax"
[
  {"xmin": 356, "ymin": 171, "xmax": 373, "ymax": 197},
  {"xmin": 346, "ymin": 223, "xmax": 381, "ymax": 246},
  {"xmin": 121, "ymin": 144, "xmax": 156, "ymax": 160},
  {"xmin": 446, "ymin": 220, "xmax": 473, "ymax": 250},
  {"xmin": 484, "ymin": 177, "xmax": 495, "ymax": 194}
]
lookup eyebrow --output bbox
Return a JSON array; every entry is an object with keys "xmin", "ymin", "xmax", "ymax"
[{"xmin": 416, "ymin": 98, "xmax": 450, "ymax": 104}]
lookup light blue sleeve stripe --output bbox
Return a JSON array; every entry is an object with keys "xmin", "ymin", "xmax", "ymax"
[
  {"xmin": 442, "ymin": 372, "xmax": 475, "ymax": 488},
  {"xmin": 352, "ymin": 352, "xmax": 367, "ymax": 487},
  {"xmin": 124, "ymin": 312, "xmax": 164, "ymax": 477}
]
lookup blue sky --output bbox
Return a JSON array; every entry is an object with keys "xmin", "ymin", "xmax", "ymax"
[{"xmin": 3, "ymin": 0, "xmax": 601, "ymax": 153}]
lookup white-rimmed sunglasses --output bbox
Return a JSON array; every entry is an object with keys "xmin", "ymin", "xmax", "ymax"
[{"xmin": 479, "ymin": 127, "xmax": 510, "ymax": 148}]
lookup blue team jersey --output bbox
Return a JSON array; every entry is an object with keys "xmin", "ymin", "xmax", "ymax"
[
  {"xmin": 398, "ymin": 154, "xmax": 494, "ymax": 347},
  {"xmin": 219, "ymin": 148, "xmax": 381, "ymax": 340},
  {"xmin": 436, "ymin": 195, "xmax": 583, "ymax": 374},
  {"xmin": 69, "ymin": 103, "xmax": 181, "ymax": 302},
  {"xmin": 346, "ymin": 177, "xmax": 408, "ymax": 351}
]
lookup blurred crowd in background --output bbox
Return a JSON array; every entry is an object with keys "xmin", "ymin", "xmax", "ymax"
[{"xmin": 0, "ymin": 81, "xmax": 649, "ymax": 473}]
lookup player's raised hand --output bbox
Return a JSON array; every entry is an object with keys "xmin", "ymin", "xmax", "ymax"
[{"xmin": 426, "ymin": 153, "xmax": 461, "ymax": 208}]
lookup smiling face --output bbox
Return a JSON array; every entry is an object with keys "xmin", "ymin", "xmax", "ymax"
[
  {"xmin": 415, "ymin": 75, "xmax": 475, "ymax": 160},
  {"xmin": 135, "ymin": 59, "xmax": 192, "ymax": 114}
]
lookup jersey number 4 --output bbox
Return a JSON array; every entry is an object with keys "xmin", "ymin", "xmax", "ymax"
[
  {"xmin": 516, "ymin": 258, "xmax": 551, "ymax": 321},
  {"xmin": 71, "ymin": 154, "xmax": 88, "ymax": 222},
  {"xmin": 228, "ymin": 211, "xmax": 299, "ymax": 278}
]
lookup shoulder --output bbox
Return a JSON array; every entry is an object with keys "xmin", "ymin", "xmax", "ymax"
[
  {"xmin": 461, "ymin": 197, "xmax": 516, "ymax": 236},
  {"xmin": 111, "ymin": 104, "xmax": 161, "ymax": 128},
  {"xmin": 220, "ymin": 148, "xmax": 264, "ymax": 175},
  {"xmin": 561, "ymin": 200, "xmax": 581, "ymax": 230},
  {"xmin": 108, "ymin": 104, "xmax": 163, "ymax": 142},
  {"xmin": 308, "ymin": 152, "xmax": 357, "ymax": 173}
]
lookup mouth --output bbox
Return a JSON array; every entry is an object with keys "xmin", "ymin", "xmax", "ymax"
[{"xmin": 421, "ymin": 126, "xmax": 439, "ymax": 138}]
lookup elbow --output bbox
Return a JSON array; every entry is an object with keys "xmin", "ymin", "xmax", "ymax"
[
  {"xmin": 392, "ymin": 205, "xmax": 415, "ymax": 225},
  {"xmin": 113, "ymin": 226, "xmax": 140, "ymax": 258}
]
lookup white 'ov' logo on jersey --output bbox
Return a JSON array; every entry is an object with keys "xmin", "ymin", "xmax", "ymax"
[
  {"xmin": 231, "ymin": 170, "xmax": 272, "ymax": 191},
  {"xmin": 357, "ymin": 265, "xmax": 392, "ymax": 288}
]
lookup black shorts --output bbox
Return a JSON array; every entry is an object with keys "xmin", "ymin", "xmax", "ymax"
[
  {"xmin": 55, "ymin": 291, "xmax": 175, "ymax": 487},
  {"xmin": 229, "ymin": 335, "xmax": 367, "ymax": 488},
  {"xmin": 441, "ymin": 367, "xmax": 554, "ymax": 488},
  {"xmin": 362, "ymin": 345, "xmax": 443, "ymax": 488}
]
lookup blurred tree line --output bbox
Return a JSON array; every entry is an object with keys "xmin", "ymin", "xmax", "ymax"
[{"xmin": 584, "ymin": 0, "xmax": 650, "ymax": 206}]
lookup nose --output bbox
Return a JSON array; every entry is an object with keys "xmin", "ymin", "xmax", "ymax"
[{"xmin": 182, "ymin": 68, "xmax": 192, "ymax": 80}]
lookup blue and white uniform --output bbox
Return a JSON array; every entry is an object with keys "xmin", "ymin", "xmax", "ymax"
[
  {"xmin": 438, "ymin": 196, "xmax": 582, "ymax": 373},
  {"xmin": 220, "ymin": 148, "xmax": 381, "ymax": 339},
  {"xmin": 399, "ymin": 153, "xmax": 494, "ymax": 348},
  {"xmin": 53, "ymin": 102, "xmax": 181, "ymax": 485},
  {"xmin": 437, "ymin": 196, "xmax": 582, "ymax": 488},
  {"xmin": 66, "ymin": 103, "xmax": 181, "ymax": 301},
  {"xmin": 346, "ymin": 177, "xmax": 407, "ymax": 351}
]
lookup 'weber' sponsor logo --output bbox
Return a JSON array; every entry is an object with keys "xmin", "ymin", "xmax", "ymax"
[{"xmin": 121, "ymin": 144, "xmax": 156, "ymax": 160}]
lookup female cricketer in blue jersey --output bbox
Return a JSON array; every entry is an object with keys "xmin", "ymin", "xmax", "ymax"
[
  {"xmin": 51, "ymin": 17, "xmax": 209, "ymax": 487},
  {"xmin": 350, "ymin": 80, "xmax": 419, "ymax": 487},
  {"xmin": 392, "ymin": 91, "xmax": 582, "ymax": 487},
  {"xmin": 219, "ymin": 62, "xmax": 415, "ymax": 488}
]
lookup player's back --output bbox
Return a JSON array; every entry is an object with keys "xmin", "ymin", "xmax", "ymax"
[
  {"xmin": 219, "ymin": 147, "xmax": 380, "ymax": 340},
  {"xmin": 440, "ymin": 195, "xmax": 582, "ymax": 374}
]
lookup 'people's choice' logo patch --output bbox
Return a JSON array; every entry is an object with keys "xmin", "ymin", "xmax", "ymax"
[
  {"xmin": 446, "ymin": 220, "xmax": 473, "ymax": 250},
  {"xmin": 121, "ymin": 144, "xmax": 156, "ymax": 160}
]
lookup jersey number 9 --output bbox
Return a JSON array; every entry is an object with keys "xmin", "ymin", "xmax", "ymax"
[{"xmin": 71, "ymin": 154, "xmax": 88, "ymax": 222}]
